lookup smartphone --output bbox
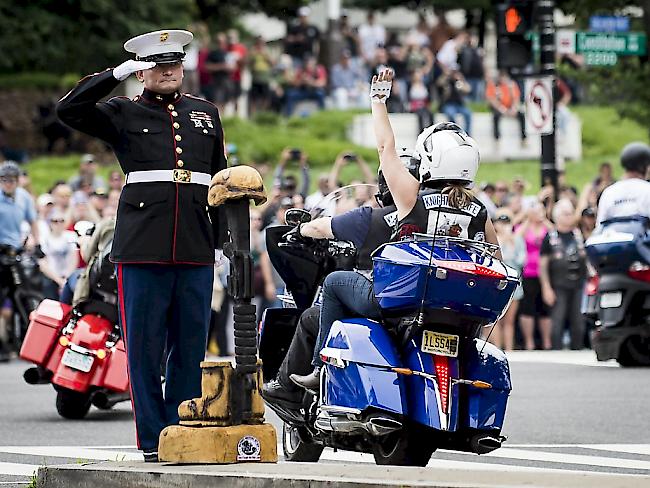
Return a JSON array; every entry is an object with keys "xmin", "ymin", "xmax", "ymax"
[
  {"xmin": 343, "ymin": 153, "xmax": 357, "ymax": 161},
  {"xmin": 289, "ymin": 148, "xmax": 302, "ymax": 160}
]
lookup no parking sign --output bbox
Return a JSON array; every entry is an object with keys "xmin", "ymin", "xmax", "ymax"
[{"xmin": 525, "ymin": 77, "xmax": 554, "ymax": 135}]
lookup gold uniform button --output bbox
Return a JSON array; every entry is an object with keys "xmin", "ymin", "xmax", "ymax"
[
  {"xmin": 175, "ymin": 135, "xmax": 182, "ymax": 141},
  {"xmin": 139, "ymin": 202, "xmax": 144, "ymax": 208},
  {"xmin": 176, "ymin": 147, "xmax": 183, "ymax": 154},
  {"xmin": 142, "ymin": 128, "xmax": 149, "ymax": 133},
  {"xmin": 177, "ymin": 160, "xmax": 184, "ymax": 167},
  {"xmin": 173, "ymin": 122, "xmax": 180, "ymax": 129},
  {"xmin": 171, "ymin": 111, "xmax": 178, "ymax": 117},
  {"xmin": 168, "ymin": 104, "xmax": 174, "ymax": 110}
]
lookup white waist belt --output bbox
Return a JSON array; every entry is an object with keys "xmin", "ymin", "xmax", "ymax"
[{"xmin": 125, "ymin": 169, "xmax": 211, "ymax": 186}]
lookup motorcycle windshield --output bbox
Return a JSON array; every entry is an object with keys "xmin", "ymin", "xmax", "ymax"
[{"xmin": 265, "ymin": 226, "xmax": 328, "ymax": 310}]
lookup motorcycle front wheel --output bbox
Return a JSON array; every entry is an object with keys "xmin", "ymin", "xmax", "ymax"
[
  {"xmin": 56, "ymin": 389, "xmax": 92, "ymax": 419},
  {"xmin": 282, "ymin": 423, "xmax": 324, "ymax": 462},
  {"xmin": 372, "ymin": 426, "xmax": 436, "ymax": 467}
]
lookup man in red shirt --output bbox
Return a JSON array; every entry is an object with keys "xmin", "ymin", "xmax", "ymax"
[
  {"xmin": 284, "ymin": 55, "xmax": 327, "ymax": 116},
  {"xmin": 227, "ymin": 29, "xmax": 247, "ymax": 112}
]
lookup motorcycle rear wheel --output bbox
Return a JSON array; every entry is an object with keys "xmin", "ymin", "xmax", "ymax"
[
  {"xmin": 56, "ymin": 389, "xmax": 92, "ymax": 419},
  {"xmin": 282, "ymin": 423, "xmax": 324, "ymax": 462},
  {"xmin": 617, "ymin": 335, "xmax": 650, "ymax": 367},
  {"xmin": 372, "ymin": 427, "xmax": 436, "ymax": 467}
]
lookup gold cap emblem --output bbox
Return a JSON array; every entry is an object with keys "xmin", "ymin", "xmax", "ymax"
[{"xmin": 160, "ymin": 32, "xmax": 169, "ymax": 42}]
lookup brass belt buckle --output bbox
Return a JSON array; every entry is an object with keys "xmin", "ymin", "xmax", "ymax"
[{"xmin": 173, "ymin": 168, "xmax": 191, "ymax": 183}]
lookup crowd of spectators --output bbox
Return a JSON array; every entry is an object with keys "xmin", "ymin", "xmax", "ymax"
[{"xmin": 186, "ymin": 8, "xmax": 580, "ymax": 144}]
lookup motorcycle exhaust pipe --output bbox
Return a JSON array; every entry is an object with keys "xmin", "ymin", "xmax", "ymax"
[
  {"xmin": 91, "ymin": 390, "xmax": 130, "ymax": 410},
  {"xmin": 470, "ymin": 435, "xmax": 502, "ymax": 454},
  {"xmin": 23, "ymin": 367, "xmax": 52, "ymax": 385},
  {"xmin": 364, "ymin": 416, "xmax": 403, "ymax": 437}
]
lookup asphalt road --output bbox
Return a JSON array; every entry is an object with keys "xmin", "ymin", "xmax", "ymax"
[{"xmin": 1, "ymin": 351, "xmax": 649, "ymax": 486}]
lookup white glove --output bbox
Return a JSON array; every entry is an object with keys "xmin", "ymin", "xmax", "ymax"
[
  {"xmin": 214, "ymin": 249, "xmax": 227, "ymax": 268},
  {"xmin": 370, "ymin": 71, "xmax": 393, "ymax": 104},
  {"xmin": 113, "ymin": 60, "xmax": 156, "ymax": 81}
]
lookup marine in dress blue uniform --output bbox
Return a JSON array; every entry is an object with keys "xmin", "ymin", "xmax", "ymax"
[{"xmin": 56, "ymin": 30, "xmax": 228, "ymax": 461}]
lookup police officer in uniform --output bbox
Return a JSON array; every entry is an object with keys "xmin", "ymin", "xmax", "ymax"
[
  {"xmin": 57, "ymin": 30, "xmax": 227, "ymax": 462},
  {"xmin": 261, "ymin": 151, "xmax": 417, "ymax": 404}
]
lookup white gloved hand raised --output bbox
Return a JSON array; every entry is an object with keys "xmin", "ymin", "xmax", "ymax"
[
  {"xmin": 113, "ymin": 60, "xmax": 156, "ymax": 81},
  {"xmin": 370, "ymin": 69, "xmax": 393, "ymax": 104}
]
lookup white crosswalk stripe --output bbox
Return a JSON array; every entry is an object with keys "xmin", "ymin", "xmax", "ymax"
[
  {"xmin": 0, "ymin": 444, "xmax": 649, "ymax": 478},
  {"xmin": 506, "ymin": 350, "xmax": 619, "ymax": 367}
]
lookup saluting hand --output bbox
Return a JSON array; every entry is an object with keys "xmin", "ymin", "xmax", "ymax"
[
  {"xmin": 113, "ymin": 60, "xmax": 157, "ymax": 81},
  {"xmin": 370, "ymin": 69, "xmax": 393, "ymax": 104}
]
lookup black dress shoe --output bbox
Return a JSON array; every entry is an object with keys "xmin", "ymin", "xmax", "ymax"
[
  {"xmin": 143, "ymin": 449, "xmax": 159, "ymax": 462},
  {"xmin": 290, "ymin": 368, "xmax": 321, "ymax": 392},
  {"xmin": 261, "ymin": 379, "xmax": 303, "ymax": 406}
]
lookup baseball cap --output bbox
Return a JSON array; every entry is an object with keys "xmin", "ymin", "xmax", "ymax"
[{"xmin": 37, "ymin": 193, "xmax": 55, "ymax": 207}]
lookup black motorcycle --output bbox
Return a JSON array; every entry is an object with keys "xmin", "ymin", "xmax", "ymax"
[
  {"xmin": 0, "ymin": 245, "xmax": 45, "ymax": 357},
  {"xmin": 585, "ymin": 216, "xmax": 650, "ymax": 366}
]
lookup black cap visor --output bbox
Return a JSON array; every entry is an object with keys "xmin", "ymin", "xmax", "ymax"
[{"xmin": 138, "ymin": 52, "xmax": 185, "ymax": 64}]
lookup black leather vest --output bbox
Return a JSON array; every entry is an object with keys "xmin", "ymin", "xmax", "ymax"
[
  {"xmin": 396, "ymin": 187, "xmax": 488, "ymax": 240},
  {"xmin": 357, "ymin": 205, "xmax": 398, "ymax": 270}
]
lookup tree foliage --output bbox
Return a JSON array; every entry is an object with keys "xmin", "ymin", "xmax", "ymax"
[
  {"xmin": 0, "ymin": 0, "xmax": 194, "ymax": 75},
  {"xmin": 342, "ymin": 0, "xmax": 489, "ymax": 11}
]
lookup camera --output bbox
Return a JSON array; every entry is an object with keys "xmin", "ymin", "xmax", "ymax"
[
  {"xmin": 343, "ymin": 153, "xmax": 357, "ymax": 161},
  {"xmin": 289, "ymin": 148, "xmax": 302, "ymax": 160}
]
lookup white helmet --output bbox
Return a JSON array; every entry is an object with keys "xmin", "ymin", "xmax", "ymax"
[{"xmin": 414, "ymin": 122, "xmax": 480, "ymax": 185}]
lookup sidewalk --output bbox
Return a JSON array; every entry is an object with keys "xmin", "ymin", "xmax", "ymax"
[{"xmin": 38, "ymin": 459, "xmax": 647, "ymax": 488}]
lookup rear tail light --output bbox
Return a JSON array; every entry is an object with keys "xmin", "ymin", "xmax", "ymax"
[
  {"xmin": 433, "ymin": 355, "xmax": 450, "ymax": 413},
  {"xmin": 628, "ymin": 262, "xmax": 650, "ymax": 282},
  {"xmin": 434, "ymin": 260, "xmax": 506, "ymax": 279},
  {"xmin": 586, "ymin": 274, "xmax": 599, "ymax": 296}
]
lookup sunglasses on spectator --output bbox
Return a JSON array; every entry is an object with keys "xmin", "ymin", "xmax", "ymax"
[
  {"xmin": 0, "ymin": 177, "xmax": 18, "ymax": 183},
  {"xmin": 50, "ymin": 219, "xmax": 65, "ymax": 223},
  {"xmin": 496, "ymin": 215, "xmax": 511, "ymax": 223},
  {"xmin": 495, "ymin": 187, "xmax": 508, "ymax": 192}
]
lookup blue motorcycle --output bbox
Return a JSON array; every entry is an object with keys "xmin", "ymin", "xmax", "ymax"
[{"xmin": 260, "ymin": 223, "xmax": 519, "ymax": 466}]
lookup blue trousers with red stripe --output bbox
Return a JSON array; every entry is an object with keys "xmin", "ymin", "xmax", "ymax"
[{"xmin": 116, "ymin": 263, "xmax": 213, "ymax": 451}]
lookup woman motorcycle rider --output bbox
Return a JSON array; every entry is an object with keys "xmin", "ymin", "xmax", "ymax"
[
  {"xmin": 261, "ymin": 149, "xmax": 418, "ymax": 406},
  {"xmin": 291, "ymin": 69, "xmax": 500, "ymax": 390}
]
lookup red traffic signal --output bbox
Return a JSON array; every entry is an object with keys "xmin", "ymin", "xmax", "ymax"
[
  {"xmin": 497, "ymin": 2, "xmax": 532, "ymax": 36},
  {"xmin": 505, "ymin": 7, "xmax": 523, "ymax": 33}
]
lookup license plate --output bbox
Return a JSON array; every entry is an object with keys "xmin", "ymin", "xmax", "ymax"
[
  {"xmin": 61, "ymin": 349, "xmax": 94, "ymax": 373},
  {"xmin": 600, "ymin": 291, "xmax": 623, "ymax": 309},
  {"xmin": 421, "ymin": 331, "xmax": 459, "ymax": 357}
]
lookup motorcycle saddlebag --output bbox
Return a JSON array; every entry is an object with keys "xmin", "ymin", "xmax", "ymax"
[
  {"xmin": 102, "ymin": 339, "xmax": 129, "ymax": 393},
  {"xmin": 19, "ymin": 299, "xmax": 71, "ymax": 366}
]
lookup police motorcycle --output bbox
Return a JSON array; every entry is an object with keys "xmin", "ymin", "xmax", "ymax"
[
  {"xmin": 20, "ymin": 221, "xmax": 130, "ymax": 418},
  {"xmin": 260, "ymin": 209, "xmax": 519, "ymax": 466},
  {"xmin": 584, "ymin": 216, "xmax": 650, "ymax": 366},
  {"xmin": 0, "ymin": 244, "xmax": 45, "ymax": 357}
]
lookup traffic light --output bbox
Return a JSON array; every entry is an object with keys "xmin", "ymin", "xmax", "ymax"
[{"xmin": 496, "ymin": 2, "xmax": 534, "ymax": 69}]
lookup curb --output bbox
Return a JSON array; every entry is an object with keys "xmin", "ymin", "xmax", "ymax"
[{"xmin": 37, "ymin": 460, "xmax": 649, "ymax": 488}]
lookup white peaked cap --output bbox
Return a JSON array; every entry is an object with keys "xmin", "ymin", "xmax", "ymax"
[{"xmin": 124, "ymin": 30, "xmax": 193, "ymax": 60}]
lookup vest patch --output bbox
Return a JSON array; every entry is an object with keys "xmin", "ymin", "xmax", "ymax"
[
  {"xmin": 422, "ymin": 193, "xmax": 481, "ymax": 217},
  {"xmin": 383, "ymin": 210, "xmax": 398, "ymax": 227}
]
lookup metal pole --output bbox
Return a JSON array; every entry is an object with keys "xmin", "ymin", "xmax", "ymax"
[{"xmin": 537, "ymin": 0, "xmax": 558, "ymax": 198}]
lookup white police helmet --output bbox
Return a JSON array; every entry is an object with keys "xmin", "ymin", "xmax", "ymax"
[{"xmin": 414, "ymin": 122, "xmax": 480, "ymax": 186}]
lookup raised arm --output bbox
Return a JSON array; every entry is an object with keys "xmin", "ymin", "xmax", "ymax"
[{"xmin": 370, "ymin": 69, "xmax": 419, "ymax": 218}]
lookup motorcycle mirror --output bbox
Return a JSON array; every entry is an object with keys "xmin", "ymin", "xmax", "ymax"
[
  {"xmin": 73, "ymin": 220, "xmax": 95, "ymax": 237},
  {"xmin": 285, "ymin": 209, "xmax": 312, "ymax": 226}
]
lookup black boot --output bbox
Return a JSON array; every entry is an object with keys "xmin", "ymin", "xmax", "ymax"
[
  {"xmin": 290, "ymin": 367, "xmax": 321, "ymax": 392},
  {"xmin": 261, "ymin": 379, "xmax": 303, "ymax": 407}
]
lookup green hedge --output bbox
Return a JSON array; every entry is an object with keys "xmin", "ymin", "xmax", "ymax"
[
  {"xmin": 24, "ymin": 105, "xmax": 649, "ymax": 197},
  {"xmin": 0, "ymin": 72, "xmax": 80, "ymax": 90}
]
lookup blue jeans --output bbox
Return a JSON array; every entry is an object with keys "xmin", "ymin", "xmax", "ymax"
[
  {"xmin": 312, "ymin": 271, "xmax": 381, "ymax": 366},
  {"xmin": 442, "ymin": 103, "xmax": 472, "ymax": 136},
  {"xmin": 285, "ymin": 88, "xmax": 326, "ymax": 116}
]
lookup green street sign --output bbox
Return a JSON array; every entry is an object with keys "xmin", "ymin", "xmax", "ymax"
[
  {"xmin": 576, "ymin": 32, "xmax": 647, "ymax": 56},
  {"xmin": 583, "ymin": 51, "xmax": 618, "ymax": 66}
]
